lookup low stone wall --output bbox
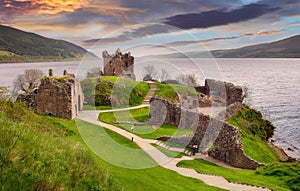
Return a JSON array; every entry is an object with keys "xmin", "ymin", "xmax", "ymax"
[
  {"xmin": 151, "ymin": 97, "xmax": 261, "ymax": 169},
  {"xmin": 150, "ymin": 97, "xmax": 199, "ymax": 130}
]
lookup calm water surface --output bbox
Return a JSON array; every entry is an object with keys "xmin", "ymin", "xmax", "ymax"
[{"xmin": 0, "ymin": 58, "xmax": 299, "ymax": 159}]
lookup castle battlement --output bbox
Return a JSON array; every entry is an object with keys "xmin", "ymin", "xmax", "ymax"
[{"xmin": 102, "ymin": 49, "xmax": 136, "ymax": 81}]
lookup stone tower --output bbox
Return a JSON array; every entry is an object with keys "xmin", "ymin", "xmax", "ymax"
[{"xmin": 102, "ymin": 49, "xmax": 136, "ymax": 80}]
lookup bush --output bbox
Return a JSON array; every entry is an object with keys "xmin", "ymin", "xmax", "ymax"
[{"xmin": 229, "ymin": 104, "xmax": 275, "ymax": 141}]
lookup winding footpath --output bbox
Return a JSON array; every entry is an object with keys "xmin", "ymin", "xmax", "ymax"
[{"xmin": 77, "ymin": 82, "xmax": 270, "ymax": 191}]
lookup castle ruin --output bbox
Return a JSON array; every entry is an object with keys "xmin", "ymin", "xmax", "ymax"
[
  {"xmin": 17, "ymin": 69, "xmax": 84, "ymax": 119},
  {"xmin": 102, "ymin": 49, "xmax": 136, "ymax": 80},
  {"xmin": 147, "ymin": 80, "xmax": 262, "ymax": 169}
]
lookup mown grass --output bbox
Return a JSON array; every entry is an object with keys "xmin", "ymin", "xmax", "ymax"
[
  {"xmin": 154, "ymin": 83, "xmax": 197, "ymax": 102},
  {"xmin": 228, "ymin": 105, "xmax": 279, "ymax": 163},
  {"xmin": 100, "ymin": 76, "xmax": 120, "ymax": 82},
  {"xmin": 72, "ymin": 118, "xmax": 225, "ymax": 191},
  {"xmin": 0, "ymin": 100, "xmax": 117, "ymax": 191},
  {"xmin": 98, "ymin": 107, "xmax": 192, "ymax": 139},
  {"xmin": 151, "ymin": 144, "xmax": 187, "ymax": 158},
  {"xmin": 178, "ymin": 159, "xmax": 300, "ymax": 191}
]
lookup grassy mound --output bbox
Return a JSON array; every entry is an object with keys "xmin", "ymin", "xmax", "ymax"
[
  {"xmin": 81, "ymin": 76, "xmax": 150, "ymax": 108},
  {"xmin": 0, "ymin": 100, "xmax": 117, "ymax": 191},
  {"xmin": 178, "ymin": 159, "xmax": 300, "ymax": 191},
  {"xmin": 228, "ymin": 105, "xmax": 279, "ymax": 163}
]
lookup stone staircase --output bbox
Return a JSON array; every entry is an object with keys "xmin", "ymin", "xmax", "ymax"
[
  {"xmin": 143, "ymin": 82, "xmax": 156, "ymax": 105},
  {"xmin": 154, "ymin": 140, "xmax": 193, "ymax": 156}
]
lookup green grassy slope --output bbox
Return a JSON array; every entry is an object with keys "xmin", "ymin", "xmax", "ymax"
[
  {"xmin": 178, "ymin": 159, "xmax": 300, "ymax": 191},
  {"xmin": 228, "ymin": 105, "xmax": 279, "ymax": 163},
  {"xmin": 0, "ymin": 100, "xmax": 117, "ymax": 190},
  {"xmin": 0, "ymin": 25, "xmax": 96, "ymax": 63}
]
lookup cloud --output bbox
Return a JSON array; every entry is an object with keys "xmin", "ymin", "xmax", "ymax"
[
  {"xmin": 0, "ymin": 0, "xmax": 90, "ymax": 15},
  {"xmin": 163, "ymin": 3, "xmax": 280, "ymax": 29},
  {"xmin": 257, "ymin": 30, "xmax": 282, "ymax": 36},
  {"xmin": 0, "ymin": 0, "xmax": 298, "ymax": 50},
  {"xmin": 152, "ymin": 30, "xmax": 283, "ymax": 48},
  {"xmin": 82, "ymin": 24, "xmax": 178, "ymax": 46}
]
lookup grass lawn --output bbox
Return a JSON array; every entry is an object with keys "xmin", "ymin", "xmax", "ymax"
[
  {"xmin": 178, "ymin": 159, "xmax": 300, "ymax": 191},
  {"xmin": 100, "ymin": 76, "xmax": 120, "ymax": 82},
  {"xmin": 99, "ymin": 107, "xmax": 192, "ymax": 139},
  {"xmin": 151, "ymin": 143, "xmax": 187, "ymax": 158},
  {"xmin": 49, "ymin": 116, "xmax": 225, "ymax": 191}
]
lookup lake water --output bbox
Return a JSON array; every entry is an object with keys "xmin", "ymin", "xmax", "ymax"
[{"xmin": 0, "ymin": 58, "xmax": 299, "ymax": 159}]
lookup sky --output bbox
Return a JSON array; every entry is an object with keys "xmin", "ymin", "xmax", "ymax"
[{"xmin": 0, "ymin": 0, "xmax": 300, "ymax": 56}]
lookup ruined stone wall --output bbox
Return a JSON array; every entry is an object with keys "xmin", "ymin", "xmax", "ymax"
[
  {"xmin": 149, "ymin": 97, "xmax": 199, "ymax": 129},
  {"xmin": 195, "ymin": 79, "xmax": 244, "ymax": 106},
  {"xmin": 102, "ymin": 49, "xmax": 135, "ymax": 80},
  {"xmin": 151, "ymin": 97, "xmax": 261, "ymax": 169},
  {"xmin": 35, "ymin": 77, "xmax": 73, "ymax": 119},
  {"xmin": 208, "ymin": 121, "xmax": 261, "ymax": 169},
  {"xmin": 17, "ymin": 70, "xmax": 84, "ymax": 120}
]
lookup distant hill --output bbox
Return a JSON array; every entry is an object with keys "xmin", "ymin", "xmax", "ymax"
[
  {"xmin": 0, "ymin": 25, "xmax": 97, "ymax": 63},
  {"xmin": 146, "ymin": 35, "xmax": 300, "ymax": 58},
  {"xmin": 212, "ymin": 35, "xmax": 300, "ymax": 58}
]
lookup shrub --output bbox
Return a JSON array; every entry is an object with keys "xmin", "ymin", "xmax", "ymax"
[{"xmin": 229, "ymin": 104, "xmax": 275, "ymax": 141}]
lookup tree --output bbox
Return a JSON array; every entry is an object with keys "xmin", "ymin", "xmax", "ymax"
[
  {"xmin": 160, "ymin": 68, "xmax": 170, "ymax": 82},
  {"xmin": 144, "ymin": 64, "xmax": 157, "ymax": 80},
  {"xmin": 13, "ymin": 69, "xmax": 43, "ymax": 93},
  {"xmin": 86, "ymin": 66, "xmax": 102, "ymax": 78},
  {"xmin": 176, "ymin": 73, "xmax": 198, "ymax": 86}
]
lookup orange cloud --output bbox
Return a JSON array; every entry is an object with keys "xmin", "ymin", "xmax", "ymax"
[
  {"xmin": 33, "ymin": 0, "xmax": 90, "ymax": 14},
  {"xmin": 242, "ymin": 33, "xmax": 254, "ymax": 37},
  {"xmin": 257, "ymin": 30, "xmax": 282, "ymax": 36},
  {"xmin": 3, "ymin": 0, "xmax": 90, "ymax": 15}
]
